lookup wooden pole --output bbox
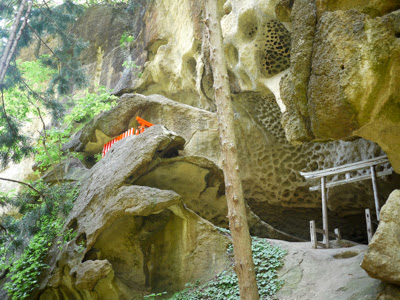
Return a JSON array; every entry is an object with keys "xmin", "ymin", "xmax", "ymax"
[
  {"xmin": 205, "ymin": 0, "xmax": 259, "ymax": 298},
  {"xmin": 365, "ymin": 208, "xmax": 373, "ymax": 243},
  {"xmin": 334, "ymin": 228, "xmax": 341, "ymax": 241},
  {"xmin": 310, "ymin": 220, "xmax": 317, "ymax": 249},
  {"xmin": 321, "ymin": 176, "xmax": 329, "ymax": 248},
  {"xmin": 370, "ymin": 166, "xmax": 381, "ymax": 221}
]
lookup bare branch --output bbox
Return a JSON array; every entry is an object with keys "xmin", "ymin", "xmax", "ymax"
[{"xmin": 0, "ymin": 177, "xmax": 44, "ymax": 198}]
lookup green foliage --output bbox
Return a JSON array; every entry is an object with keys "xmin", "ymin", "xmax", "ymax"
[
  {"xmin": 0, "ymin": 181, "xmax": 80, "ymax": 300},
  {"xmin": 34, "ymin": 86, "xmax": 117, "ymax": 171},
  {"xmin": 144, "ymin": 291, "xmax": 168, "ymax": 299},
  {"xmin": 94, "ymin": 153, "xmax": 103, "ymax": 162},
  {"xmin": 0, "ymin": 0, "xmax": 87, "ymax": 167},
  {"xmin": 168, "ymin": 236, "xmax": 287, "ymax": 300},
  {"xmin": 122, "ymin": 60, "xmax": 142, "ymax": 77},
  {"xmin": 0, "ymin": 59, "xmax": 56, "ymax": 167},
  {"xmin": 3, "ymin": 216, "xmax": 63, "ymax": 300},
  {"xmin": 1, "ymin": 0, "xmax": 87, "ymax": 95},
  {"xmin": 64, "ymin": 86, "xmax": 118, "ymax": 125},
  {"xmin": 120, "ymin": 32, "xmax": 143, "ymax": 77},
  {"xmin": 120, "ymin": 31, "xmax": 135, "ymax": 49}
]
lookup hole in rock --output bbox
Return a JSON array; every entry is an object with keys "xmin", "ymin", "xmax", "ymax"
[
  {"xmin": 76, "ymin": 232, "xmax": 87, "ymax": 248},
  {"xmin": 83, "ymin": 247, "xmax": 101, "ymax": 262},
  {"xmin": 186, "ymin": 57, "xmax": 197, "ymax": 77},
  {"xmin": 156, "ymin": 147, "xmax": 179, "ymax": 158},
  {"xmin": 225, "ymin": 44, "xmax": 239, "ymax": 67},
  {"xmin": 81, "ymin": 211, "xmax": 191, "ymax": 292},
  {"xmin": 68, "ymin": 218, "xmax": 78, "ymax": 232}
]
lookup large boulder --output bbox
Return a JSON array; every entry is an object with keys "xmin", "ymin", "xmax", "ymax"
[
  {"xmin": 361, "ymin": 190, "xmax": 400, "ymax": 285},
  {"xmin": 65, "ymin": 93, "xmax": 221, "ymax": 164},
  {"xmin": 36, "ymin": 126, "xmax": 231, "ymax": 298}
]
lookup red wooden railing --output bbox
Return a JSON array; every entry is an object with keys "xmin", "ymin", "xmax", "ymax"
[{"xmin": 102, "ymin": 116, "xmax": 154, "ymax": 157}]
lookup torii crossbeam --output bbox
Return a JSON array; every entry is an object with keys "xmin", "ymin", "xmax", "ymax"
[{"xmin": 300, "ymin": 155, "xmax": 393, "ymax": 248}]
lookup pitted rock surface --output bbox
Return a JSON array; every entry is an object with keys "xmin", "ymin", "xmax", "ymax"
[
  {"xmin": 232, "ymin": 92, "xmax": 399, "ymax": 239},
  {"xmin": 258, "ymin": 19, "xmax": 291, "ymax": 77},
  {"xmin": 221, "ymin": 0, "xmax": 291, "ymax": 93}
]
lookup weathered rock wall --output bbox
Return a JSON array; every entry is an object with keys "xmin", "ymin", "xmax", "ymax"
[
  {"xmin": 362, "ymin": 190, "xmax": 400, "ymax": 285},
  {"xmin": 73, "ymin": 2, "xmax": 150, "ymax": 94},
  {"xmin": 67, "ymin": 93, "xmax": 398, "ymax": 240},
  {"xmin": 280, "ymin": 0, "xmax": 400, "ymax": 173},
  {"xmin": 8, "ymin": 0, "xmax": 400, "ymax": 241},
  {"xmin": 36, "ymin": 126, "xmax": 231, "ymax": 298}
]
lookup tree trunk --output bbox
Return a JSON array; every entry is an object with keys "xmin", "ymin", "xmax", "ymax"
[
  {"xmin": 205, "ymin": 1, "xmax": 259, "ymax": 299},
  {"xmin": 0, "ymin": 0, "xmax": 32, "ymax": 83}
]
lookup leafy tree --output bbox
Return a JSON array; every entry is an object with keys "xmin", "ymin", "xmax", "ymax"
[{"xmin": 0, "ymin": 0, "xmax": 87, "ymax": 167}]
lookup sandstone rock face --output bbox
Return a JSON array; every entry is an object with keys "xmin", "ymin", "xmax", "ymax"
[
  {"xmin": 66, "ymin": 92, "xmax": 400, "ymax": 241},
  {"xmin": 36, "ymin": 126, "xmax": 231, "ymax": 298},
  {"xmin": 134, "ymin": 0, "xmax": 213, "ymax": 109},
  {"xmin": 65, "ymin": 93, "xmax": 221, "ymax": 164},
  {"xmin": 66, "ymin": 99, "xmax": 299, "ymax": 240},
  {"xmin": 53, "ymin": 0, "xmax": 400, "ymax": 241},
  {"xmin": 74, "ymin": 3, "xmax": 149, "ymax": 93},
  {"xmin": 221, "ymin": 0, "xmax": 291, "ymax": 89},
  {"xmin": 280, "ymin": 0, "xmax": 316, "ymax": 142},
  {"xmin": 132, "ymin": 152, "xmax": 301, "ymax": 241},
  {"xmin": 231, "ymin": 91, "xmax": 398, "ymax": 239},
  {"xmin": 362, "ymin": 190, "xmax": 400, "ymax": 285},
  {"xmin": 280, "ymin": 1, "xmax": 400, "ymax": 172},
  {"xmin": 315, "ymin": 0, "xmax": 400, "ymax": 18}
]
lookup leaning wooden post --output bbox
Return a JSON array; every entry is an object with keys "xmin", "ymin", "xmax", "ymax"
[
  {"xmin": 321, "ymin": 176, "xmax": 329, "ymax": 248},
  {"xmin": 370, "ymin": 166, "xmax": 381, "ymax": 221},
  {"xmin": 205, "ymin": 0, "xmax": 259, "ymax": 298}
]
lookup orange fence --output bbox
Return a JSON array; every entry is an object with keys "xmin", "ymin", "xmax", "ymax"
[{"xmin": 102, "ymin": 116, "xmax": 154, "ymax": 157}]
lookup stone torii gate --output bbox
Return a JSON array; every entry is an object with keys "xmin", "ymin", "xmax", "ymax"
[{"xmin": 300, "ymin": 155, "xmax": 393, "ymax": 249}]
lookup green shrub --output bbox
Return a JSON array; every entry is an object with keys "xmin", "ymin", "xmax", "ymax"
[
  {"xmin": 34, "ymin": 86, "xmax": 117, "ymax": 171},
  {"xmin": 0, "ymin": 182, "xmax": 80, "ymax": 299},
  {"xmin": 169, "ymin": 235, "xmax": 287, "ymax": 300}
]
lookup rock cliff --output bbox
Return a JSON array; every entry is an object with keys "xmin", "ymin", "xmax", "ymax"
[
  {"xmin": 69, "ymin": 0, "xmax": 399, "ymax": 241},
  {"xmin": 2, "ymin": 0, "xmax": 400, "ymax": 297}
]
